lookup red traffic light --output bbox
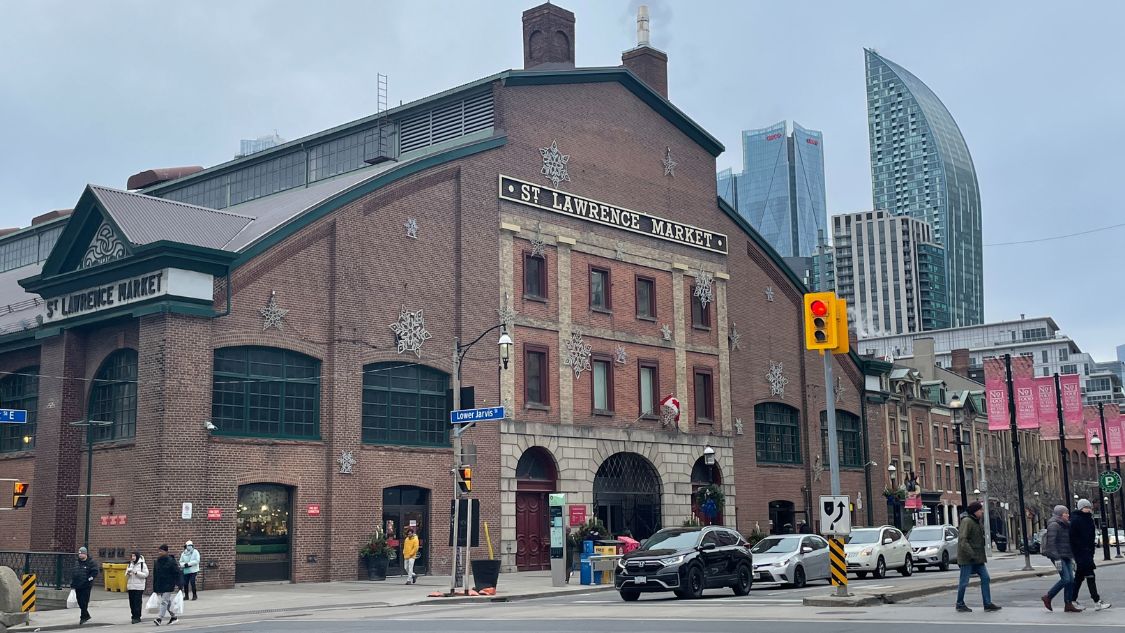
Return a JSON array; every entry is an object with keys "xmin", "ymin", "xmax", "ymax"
[{"xmin": 810, "ymin": 300, "xmax": 829, "ymax": 317}]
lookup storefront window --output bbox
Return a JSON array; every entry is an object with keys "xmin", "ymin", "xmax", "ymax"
[{"xmin": 236, "ymin": 483, "xmax": 292, "ymax": 582}]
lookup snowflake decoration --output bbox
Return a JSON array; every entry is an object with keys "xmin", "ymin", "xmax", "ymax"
[
  {"xmin": 338, "ymin": 451, "xmax": 356, "ymax": 475},
  {"xmin": 765, "ymin": 286, "xmax": 775, "ymax": 302},
  {"xmin": 661, "ymin": 324, "xmax": 672, "ymax": 341},
  {"xmin": 389, "ymin": 306, "xmax": 433, "ymax": 358},
  {"xmin": 497, "ymin": 294, "xmax": 516, "ymax": 330},
  {"xmin": 833, "ymin": 377, "xmax": 846, "ymax": 403},
  {"xmin": 766, "ymin": 361, "xmax": 789, "ymax": 397},
  {"xmin": 562, "ymin": 332, "xmax": 592, "ymax": 378},
  {"xmin": 661, "ymin": 146, "xmax": 677, "ymax": 177},
  {"xmin": 614, "ymin": 346, "xmax": 628, "ymax": 366},
  {"xmin": 405, "ymin": 217, "xmax": 419, "ymax": 239},
  {"xmin": 259, "ymin": 291, "xmax": 289, "ymax": 331},
  {"xmin": 693, "ymin": 268, "xmax": 714, "ymax": 310},
  {"xmin": 728, "ymin": 323, "xmax": 742, "ymax": 351},
  {"xmin": 530, "ymin": 222, "xmax": 546, "ymax": 258},
  {"xmin": 539, "ymin": 140, "xmax": 571, "ymax": 188},
  {"xmin": 734, "ymin": 418, "xmax": 744, "ymax": 435}
]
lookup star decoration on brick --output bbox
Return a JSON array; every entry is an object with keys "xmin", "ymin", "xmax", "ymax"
[
  {"xmin": 728, "ymin": 323, "xmax": 742, "ymax": 351},
  {"xmin": 661, "ymin": 324, "xmax": 672, "ymax": 341},
  {"xmin": 735, "ymin": 418, "xmax": 744, "ymax": 436},
  {"xmin": 530, "ymin": 222, "xmax": 546, "ymax": 258},
  {"xmin": 338, "ymin": 450, "xmax": 356, "ymax": 475},
  {"xmin": 766, "ymin": 361, "xmax": 789, "ymax": 397},
  {"xmin": 389, "ymin": 306, "xmax": 432, "ymax": 358},
  {"xmin": 694, "ymin": 268, "xmax": 714, "ymax": 310},
  {"xmin": 765, "ymin": 286, "xmax": 775, "ymax": 302},
  {"xmin": 662, "ymin": 146, "xmax": 677, "ymax": 177},
  {"xmin": 614, "ymin": 345, "xmax": 628, "ymax": 365},
  {"xmin": 562, "ymin": 332, "xmax": 592, "ymax": 378},
  {"xmin": 404, "ymin": 217, "xmax": 419, "ymax": 239},
  {"xmin": 540, "ymin": 140, "xmax": 571, "ymax": 188},
  {"xmin": 259, "ymin": 291, "xmax": 289, "ymax": 331}
]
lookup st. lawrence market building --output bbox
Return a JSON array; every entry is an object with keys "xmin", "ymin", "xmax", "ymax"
[{"xmin": 0, "ymin": 4, "xmax": 874, "ymax": 587}]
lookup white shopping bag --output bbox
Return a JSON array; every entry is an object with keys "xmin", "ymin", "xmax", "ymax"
[
  {"xmin": 146, "ymin": 592, "xmax": 161, "ymax": 613},
  {"xmin": 66, "ymin": 589, "xmax": 78, "ymax": 609},
  {"xmin": 172, "ymin": 589, "xmax": 185, "ymax": 615}
]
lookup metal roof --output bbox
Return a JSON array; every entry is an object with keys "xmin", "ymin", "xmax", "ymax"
[
  {"xmin": 89, "ymin": 186, "xmax": 253, "ymax": 250},
  {"xmin": 0, "ymin": 262, "xmax": 44, "ymax": 336}
]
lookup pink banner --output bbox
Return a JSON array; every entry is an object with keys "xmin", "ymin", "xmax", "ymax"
[
  {"xmin": 1085, "ymin": 405, "xmax": 1104, "ymax": 457},
  {"xmin": 1107, "ymin": 406, "xmax": 1125, "ymax": 458},
  {"xmin": 1060, "ymin": 374, "xmax": 1084, "ymax": 439},
  {"xmin": 1035, "ymin": 376, "xmax": 1059, "ymax": 440},
  {"xmin": 984, "ymin": 358, "xmax": 1009, "ymax": 431},
  {"xmin": 1012, "ymin": 356, "xmax": 1038, "ymax": 430}
]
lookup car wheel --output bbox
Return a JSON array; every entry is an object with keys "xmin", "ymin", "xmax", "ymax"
[
  {"xmin": 856, "ymin": 571, "xmax": 868, "ymax": 579},
  {"xmin": 939, "ymin": 551, "xmax": 950, "ymax": 572},
  {"xmin": 681, "ymin": 564, "xmax": 705, "ymax": 599},
  {"xmin": 873, "ymin": 556, "xmax": 886, "ymax": 579},
  {"xmin": 792, "ymin": 565, "xmax": 807, "ymax": 589},
  {"xmin": 732, "ymin": 564, "xmax": 752, "ymax": 596},
  {"xmin": 620, "ymin": 591, "xmax": 640, "ymax": 602},
  {"xmin": 899, "ymin": 555, "xmax": 913, "ymax": 577}
]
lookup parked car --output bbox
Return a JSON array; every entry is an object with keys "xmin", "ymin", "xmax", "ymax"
[
  {"xmin": 844, "ymin": 526, "xmax": 913, "ymax": 579},
  {"xmin": 750, "ymin": 534, "xmax": 831, "ymax": 588},
  {"xmin": 907, "ymin": 524, "xmax": 958, "ymax": 572},
  {"xmin": 614, "ymin": 525, "xmax": 753, "ymax": 601}
]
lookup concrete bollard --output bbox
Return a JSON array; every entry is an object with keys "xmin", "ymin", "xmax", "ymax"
[{"xmin": 0, "ymin": 566, "xmax": 30, "ymax": 629}]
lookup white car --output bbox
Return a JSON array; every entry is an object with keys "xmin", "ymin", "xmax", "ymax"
[
  {"xmin": 844, "ymin": 526, "xmax": 913, "ymax": 579},
  {"xmin": 907, "ymin": 524, "xmax": 958, "ymax": 572},
  {"xmin": 750, "ymin": 534, "xmax": 831, "ymax": 588}
]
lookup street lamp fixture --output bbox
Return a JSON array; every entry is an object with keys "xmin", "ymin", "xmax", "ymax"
[
  {"xmin": 703, "ymin": 444, "xmax": 716, "ymax": 466},
  {"xmin": 497, "ymin": 329, "xmax": 513, "ymax": 369},
  {"xmin": 974, "ymin": 489, "xmax": 981, "ymax": 495},
  {"xmin": 1091, "ymin": 433, "xmax": 1102, "ymax": 458}
]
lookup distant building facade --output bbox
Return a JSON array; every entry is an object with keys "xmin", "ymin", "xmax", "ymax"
[{"xmin": 237, "ymin": 133, "xmax": 286, "ymax": 158}]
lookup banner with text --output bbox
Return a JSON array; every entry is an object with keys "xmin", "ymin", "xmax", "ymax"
[
  {"xmin": 1085, "ymin": 405, "xmax": 1103, "ymax": 457},
  {"xmin": 984, "ymin": 358, "xmax": 1009, "ymax": 431},
  {"xmin": 1012, "ymin": 355, "xmax": 1038, "ymax": 430},
  {"xmin": 1060, "ymin": 374, "xmax": 1085, "ymax": 439},
  {"xmin": 1036, "ymin": 376, "xmax": 1059, "ymax": 439},
  {"xmin": 1107, "ymin": 406, "xmax": 1125, "ymax": 458}
]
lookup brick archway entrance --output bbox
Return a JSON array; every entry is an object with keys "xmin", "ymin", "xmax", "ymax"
[{"xmin": 515, "ymin": 447, "xmax": 557, "ymax": 571}]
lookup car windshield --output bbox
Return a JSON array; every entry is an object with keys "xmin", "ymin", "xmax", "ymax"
[
  {"xmin": 640, "ymin": 530, "xmax": 702, "ymax": 551},
  {"xmin": 751, "ymin": 536, "xmax": 800, "ymax": 554},
  {"xmin": 908, "ymin": 527, "xmax": 943, "ymax": 541},
  {"xmin": 845, "ymin": 530, "xmax": 881, "ymax": 544}
]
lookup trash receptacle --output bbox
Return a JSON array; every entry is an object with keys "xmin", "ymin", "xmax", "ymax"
[
  {"xmin": 994, "ymin": 534, "xmax": 1008, "ymax": 553},
  {"xmin": 102, "ymin": 563, "xmax": 127, "ymax": 592}
]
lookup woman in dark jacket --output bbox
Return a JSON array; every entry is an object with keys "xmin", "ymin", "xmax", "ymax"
[{"xmin": 70, "ymin": 546, "xmax": 99, "ymax": 625}]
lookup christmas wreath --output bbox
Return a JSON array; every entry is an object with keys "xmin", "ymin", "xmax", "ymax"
[{"xmin": 694, "ymin": 484, "xmax": 725, "ymax": 522}]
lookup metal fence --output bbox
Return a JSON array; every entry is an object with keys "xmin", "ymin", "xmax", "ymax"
[{"xmin": 0, "ymin": 551, "xmax": 69, "ymax": 589}]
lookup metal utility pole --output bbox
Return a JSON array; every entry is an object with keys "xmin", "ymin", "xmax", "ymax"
[
  {"xmin": 1053, "ymin": 373, "xmax": 1073, "ymax": 504},
  {"xmin": 1097, "ymin": 403, "xmax": 1122, "ymax": 559},
  {"xmin": 979, "ymin": 444, "xmax": 992, "ymax": 553},
  {"xmin": 951, "ymin": 409, "xmax": 969, "ymax": 511},
  {"xmin": 450, "ymin": 338, "xmax": 463, "ymax": 596},
  {"xmin": 1003, "ymin": 354, "xmax": 1034, "ymax": 572}
]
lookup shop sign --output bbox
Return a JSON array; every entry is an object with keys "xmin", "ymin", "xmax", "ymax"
[{"xmin": 43, "ymin": 268, "xmax": 214, "ymax": 324}]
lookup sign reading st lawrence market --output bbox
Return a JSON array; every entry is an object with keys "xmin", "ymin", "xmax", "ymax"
[
  {"xmin": 499, "ymin": 175, "xmax": 728, "ymax": 254},
  {"xmin": 44, "ymin": 269, "xmax": 169, "ymax": 323}
]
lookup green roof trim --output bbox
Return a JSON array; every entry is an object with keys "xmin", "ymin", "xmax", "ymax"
[{"xmin": 502, "ymin": 67, "xmax": 724, "ymax": 157}]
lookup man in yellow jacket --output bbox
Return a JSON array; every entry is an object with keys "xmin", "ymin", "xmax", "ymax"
[{"xmin": 403, "ymin": 528, "xmax": 420, "ymax": 585}]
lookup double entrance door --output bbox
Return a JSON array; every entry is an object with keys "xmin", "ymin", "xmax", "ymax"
[
  {"xmin": 515, "ymin": 492, "xmax": 550, "ymax": 570},
  {"xmin": 382, "ymin": 486, "xmax": 429, "ymax": 576}
]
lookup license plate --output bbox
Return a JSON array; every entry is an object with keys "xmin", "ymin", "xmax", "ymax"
[
  {"xmin": 758, "ymin": 573, "xmax": 770, "ymax": 581},
  {"xmin": 633, "ymin": 575, "xmax": 647, "ymax": 584}
]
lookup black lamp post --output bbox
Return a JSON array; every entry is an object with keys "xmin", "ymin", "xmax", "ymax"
[
  {"xmin": 1091, "ymin": 433, "xmax": 1112, "ymax": 561},
  {"xmin": 949, "ymin": 394, "xmax": 970, "ymax": 512}
]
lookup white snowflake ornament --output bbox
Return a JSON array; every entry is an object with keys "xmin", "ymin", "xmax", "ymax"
[
  {"xmin": 694, "ymin": 268, "xmax": 714, "ymax": 310},
  {"xmin": 539, "ymin": 140, "xmax": 571, "ymax": 188},
  {"xmin": 767, "ymin": 361, "xmax": 789, "ymax": 397},
  {"xmin": 562, "ymin": 332, "xmax": 592, "ymax": 378},
  {"xmin": 390, "ymin": 306, "xmax": 433, "ymax": 358}
]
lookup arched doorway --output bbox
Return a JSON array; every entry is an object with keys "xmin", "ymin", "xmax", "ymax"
[
  {"xmin": 769, "ymin": 500, "xmax": 796, "ymax": 535},
  {"xmin": 593, "ymin": 452, "xmax": 662, "ymax": 540},
  {"xmin": 383, "ymin": 486, "xmax": 430, "ymax": 577},
  {"xmin": 690, "ymin": 457, "xmax": 723, "ymax": 525},
  {"xmin": 236, "ymin": 483, "xmax": 293, "ymax": 582},
  {"xmin": 515, "ymin": 447, "xmax": 557, "ymax": 571}
]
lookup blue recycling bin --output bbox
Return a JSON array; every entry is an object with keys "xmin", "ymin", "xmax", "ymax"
[{"xmin": 579, "ymin": 540, "xmax": 595, "ymax": 585}]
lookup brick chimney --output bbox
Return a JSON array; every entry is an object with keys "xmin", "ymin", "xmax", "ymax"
[
  {"xmin": 522, "ymin": 3, "xmax": 575, "ymax": 70},
  {"xmin": 621, "ymin": 5, "xmax": 668, "ymax": 98},
  {"xmin": 950, "ymin": 348, "xmax": 971, "ymax": 379}
]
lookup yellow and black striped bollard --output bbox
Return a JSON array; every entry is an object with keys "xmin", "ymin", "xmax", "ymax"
[{"xmin": 20, "ymin": 573, "xmax": 36, "ymax": 613}]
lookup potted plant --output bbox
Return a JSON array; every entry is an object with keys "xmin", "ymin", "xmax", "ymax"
[{"xmin": 360, "ymin": 527, "xmax": 396, "ymax": 581}]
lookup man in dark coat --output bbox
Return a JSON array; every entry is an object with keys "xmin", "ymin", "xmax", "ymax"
[
  {"xmin": 955, "ymin": 501, "xmax": 1001, "ymax": 612},
  {"xmin": 152, "ymin": 544, "xmax": 182, "ymax": 625},
  {"xmin": 70, "ymin": 546, "xmax": 99, "ymax": 625},
  {"xmin": 1070, "ymin": 499, "xmax": 1111, "ymax": 610}
]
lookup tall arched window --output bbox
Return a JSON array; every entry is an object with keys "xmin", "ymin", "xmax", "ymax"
[
  {"xmin": 755, "ymin": 402, "xmax": 801, "ymax": 464},
  {"xmin": 0, "ymin": 367, "xmax": 38, "ymax": 452},
  {"xmin": 212, "ymin": 347, "xmax": 320, "ymax": 439},
  {"xmin": 362, "ymin": 362, "xmax": 449, "ymax": 447},
  {"xmin": 820, "ymin": 410, "xmax": 862, "ymax": 467},
  {"xmin": 89, "ymin": 350, "xmax": 138, "ymax": 442}
]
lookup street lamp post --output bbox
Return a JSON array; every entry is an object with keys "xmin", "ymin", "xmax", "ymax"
[
  {"xmin": 69, "ymin": 419, "xmax": 113, "ymax": 549},
  {"xmin": 1096, "ymin": 403, "xmax": 1124, "ymax": 559},
  {"xmin": 949, "ymin": 394, "xmax": 969, "ymax": 512},
  {"xmin": 1091, "ymin": 433, "xmax": 1112, "ymax": 561}
]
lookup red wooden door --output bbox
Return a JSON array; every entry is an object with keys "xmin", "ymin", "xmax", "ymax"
[{"xmin": 516, "ymin": 492, "xmax": 549, "ymax": 570}]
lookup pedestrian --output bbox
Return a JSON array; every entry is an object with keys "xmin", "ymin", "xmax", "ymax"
[
  {"xmin": 1070, "ymin": 499, "xmax": 1111, "ymax": 610},
  {"xmin": 799, "ymin": 521, "xmax": 813, "ymax": 534},
  {"xmin": 955, "ymin": 501, "xmax": 1001, "ymax": 613},
  {"xmin": 179, "ymin": 540, "xmax": 200, "ymax": 600},
  {"xmin": 402, "ymin": 527, "xmax": 420, "ymax": 585},
  {"xmin": 1041, "ymin": 505, "xmax": 1082, "ymax": 612},
  {"xmin": 152, "ymin": 544, "xmax": 182, "ymax": 626},
  {"xmin": 125, "ymin": 550, "xmax": 149, "ymax": 624},
  {"xmin": 70, "ymin": 546, "xmax": 99, "ymax": 626}
]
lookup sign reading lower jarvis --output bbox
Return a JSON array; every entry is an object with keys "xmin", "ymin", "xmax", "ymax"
[
  {"xmin": 43, "ymin": 268, "xmax": 214, "ymax": 324},
  {"xmin": 450, "ymin": 406, "xmax": 505, "ymax": 424},
  {"xmin": 499, "ymin": 175, "xmax": 728, "ymax": 255}
]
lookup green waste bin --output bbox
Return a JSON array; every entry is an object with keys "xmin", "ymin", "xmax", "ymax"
[{"xmin": 102, "ymin": 563, "xmax": 127, "ymax": 592}]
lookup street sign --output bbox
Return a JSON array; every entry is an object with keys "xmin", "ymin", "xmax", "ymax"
[
  {"xmin": 1100, "ymin": 471, "xmax": 1122, "ymax": 494},
  {"xmin": 0, "ymin": 409, "xmax": 27, "ymax": 423},
  {"xmin": 450, "ymin": 406, "xmax": 505, "ymax": 424},
  {"xmin": 819, "ymin": 495, "xmax": 851, "ymax": 536}
]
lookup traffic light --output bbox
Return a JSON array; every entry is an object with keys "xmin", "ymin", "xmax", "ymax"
[
  {"xmin": 804, "ymin": 292, "xmax": 838, "ymax": 351},
  {"xmin": 457, "ymin": 466, "xmax": 472, "ymax": 494},
  {"xmin": 12, "ymin": 481, "xmax": 28, "ymax": 509},
  {"xmin": 833, "ymin": 296, "xmax": 850, "ymax": 355}
]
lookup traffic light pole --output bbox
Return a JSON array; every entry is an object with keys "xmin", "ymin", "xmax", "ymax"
[
  {"xmin": 450, "ymin": 337, "xmax": 463, "ymax": 596},
  {"xmin": 824, "ymin": 352, "xmax": 841, "ymax": 497}
]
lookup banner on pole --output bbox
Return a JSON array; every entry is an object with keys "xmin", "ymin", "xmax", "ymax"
[
  {"xmin": 1106, "ymin": 406, "xmax": 1125, "ymax": 458},
  {"xmin": 1085, "ymin": 405, "xmax": 1103, "ymax": 456},
  {"xmin": 1012, "ymin": 355, "xmax": 1038, "ymax": 430},
  {"xmin": 1035, "ymin": 377, "xmax": 1059, "ymax": 440},
  {"xmin": 984, "ymin": 358, "xmax": 1009, "ymax": 431},
  {"xmin": 1060, "ymin": 374, "xmax": 1084, "ymax": 439}
]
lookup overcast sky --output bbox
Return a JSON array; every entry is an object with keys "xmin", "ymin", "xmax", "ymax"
[{"xmin": 2, "ymin": 0, "xmax": 1122, "ymax": 360}]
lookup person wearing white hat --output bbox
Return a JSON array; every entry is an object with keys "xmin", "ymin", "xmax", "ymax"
[
  {"xmin": 1070, "ymin": 499, "xmax": 1111, "ymax": 610},
  {"xmin": 179, "ymin": 540, "xmax": 201, "ymax": 600}
]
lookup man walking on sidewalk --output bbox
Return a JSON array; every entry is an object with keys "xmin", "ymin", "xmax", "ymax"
[
  {"xmin": 956, "ymin": 501, "xmax": 1001, "ymax": 613},
  {"xmin": 1041, "ymin": 505, "xmax": 1082, "ymax": 612},
  {"xmin": 153, "ymin": 544, "xmax": 182, "ymax": 625},
  {"xmin": 1070, "ymin": 499, "xmax": 1111, "ymax": 610}
]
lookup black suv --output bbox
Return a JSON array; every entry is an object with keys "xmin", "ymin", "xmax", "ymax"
[{"xmin": 614, "ymin": 526, "xmax": 753, "ymax": 601}]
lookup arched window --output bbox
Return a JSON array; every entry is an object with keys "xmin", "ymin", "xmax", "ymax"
[
  {"xmin": 820, "ymin": 410, "xmax": 863, "ymax": 467},
  {"xmin": 212, "ymin": 347, "xmax": 320, "ymax": 439},
  {"xmin": 0, "ymin": 367, "xmax": 38, "ymax": 452},
  {"xmin": 89, "ymin": 350, "xmax": 137, "ymax": 442},
  {"xmin": 362, "ymin": 362, "xmax": 449, "ymax": 447},
  {"xmin": 755, "ymin": 402, "xmax": 801, "ymax": 464}
]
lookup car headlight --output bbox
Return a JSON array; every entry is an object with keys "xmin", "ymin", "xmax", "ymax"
[
  {"xmin": 659, "ymin": 555, "xmax": 685, "ymax": 566},
  {"xmin": 860, "ymin": 547, "xmax": 874, "ymax": 557},
  {"xmin": 617, "ymin": 559, "xmax": 626, "ymax": 571},
  {"xmin": 772, "ymin": 558, "xmax": 791, "ymax": 568},
  {"xmin": 923, "ymin": 547, "xmax": 938, "ymax": 556}
]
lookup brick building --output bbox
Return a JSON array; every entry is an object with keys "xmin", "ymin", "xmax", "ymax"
[{"xmin": 0, "ymin": 4, "xmax": 872, "ymax": 587}]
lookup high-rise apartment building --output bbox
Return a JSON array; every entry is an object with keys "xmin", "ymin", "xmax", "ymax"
[
  {"xmin": 237, "ymin": 133, "xmax": 286, "ymax": 158},
  {"xmin": 717, "ymin": 121, "xmax": 827, "ymax": 258},
  {"xmin": 865, "ymin": 49, "xmax": 982, "ymax": 327},
  {"xmin": 833, "ymin": 210, "xmax": 948, "ymax": 336}
]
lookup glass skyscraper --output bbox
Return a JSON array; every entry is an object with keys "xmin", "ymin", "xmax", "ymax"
[
  {"xmin": 865, "ymin": 49, "xmax": 983, "ymax": 327},
  {"xmin": 717, "ymin": 121, "xmax": 827, "ymax": 258}
]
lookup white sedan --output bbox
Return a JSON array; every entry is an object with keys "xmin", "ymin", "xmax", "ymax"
[{"xmin": 844, "ymin": 526, "xmax": 913, "ymax": 579}]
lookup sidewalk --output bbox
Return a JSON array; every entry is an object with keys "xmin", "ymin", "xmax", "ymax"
[{"xmin": 10, "ymin": 570, "xmax": 613, "ymax": 631}]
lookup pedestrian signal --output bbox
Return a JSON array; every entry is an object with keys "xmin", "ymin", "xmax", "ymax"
[
  {"xmin": 457, "ymin": 466, "xmax": 472, "ymax": 494},
  {"xmin": 12, "ymin": 481, "xmax": 29, "ymax": 509}
]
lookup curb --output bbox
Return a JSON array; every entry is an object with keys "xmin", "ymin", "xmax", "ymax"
[{"xmin": 418, "ymin": 584, "xmax": 616, "ymax": 605}]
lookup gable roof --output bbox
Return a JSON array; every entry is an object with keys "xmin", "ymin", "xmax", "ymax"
[{"xmin": 87, "ymin": 186, "xmax": 253, "ymax": 250}]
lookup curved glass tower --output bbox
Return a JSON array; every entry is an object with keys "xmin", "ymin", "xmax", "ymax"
[{"xmin": 865, "ymin": 49, "xmax": 982, "ymax": 328}]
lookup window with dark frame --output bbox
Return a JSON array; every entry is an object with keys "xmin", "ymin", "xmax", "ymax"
[
  {"xmin": 89, "ymin": 350, "xmax": 139, "ymax": 442},
  {"xmin": 212, "ymin": 347, "xmax": 321, "ymax": 440},
  {"xmin": 523, "ymin": 253, "xmax": 547, "ymax": 300},
  {"xmin": 361, "ymin": 362, "xmax": 449, "ymax": 447},
  {"xmin": 635, "ymin": 276, "xmax": 656, "ymax": 320},
  {"xmin": 690, "ymin": 286, "xmax": 711, "ymax": 328},
  {"xmin": 0, "ymin": 367, "xmax": 37, "ymax": 452},
  {"xmin": 638, "ymin": 360, "xmax": 659, "ymax": 417},
  {"xmin": 590, "ymin": 267, "xmax": 611, "ymax": 311},
  {"xmin": 819, "ymin": 410, "xmax": 862, "ymax": 468},
  {"xmin": 755, "ymin": 402, "xmax": 801, "ymax": 464},
  {"xmin": 592, "ymin": 356, "xmax": 613, "ymax": 413},
  {"xmin": 693, "ymin": 368, "xmax": 714, "ymax": 423},
  {"xmin": 524, "ymin": 345, "xmax": 549, "ymax": 407}
]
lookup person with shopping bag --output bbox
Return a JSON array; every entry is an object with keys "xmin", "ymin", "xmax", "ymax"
[
  {"xmin": 125, "ymin": 550, "xmax": 149, "ymax": 624},
  {"xmin": 152, "ymin": 544, "xmax": 182, "ymax": 625},
  {"xmin": 69, "ymin": 546, "xmax": 99, "ymax": 625}
]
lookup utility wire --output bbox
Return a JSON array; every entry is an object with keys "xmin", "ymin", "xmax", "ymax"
[{"xmin": 985, "ymin": 222, "xmax": 1125, "ymax": 247}]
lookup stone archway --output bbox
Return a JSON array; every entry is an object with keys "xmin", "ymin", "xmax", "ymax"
[
  {"xmin": 515, "ymin": 447, "xmax": 557, "ymax": 571},
  {"xmin": 593, "ymin": 452, "xmax": 662, "ymax": 540},
  {"xmin": 690, "ymin": 457, "xmax": 723, "ymax": 525}
]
